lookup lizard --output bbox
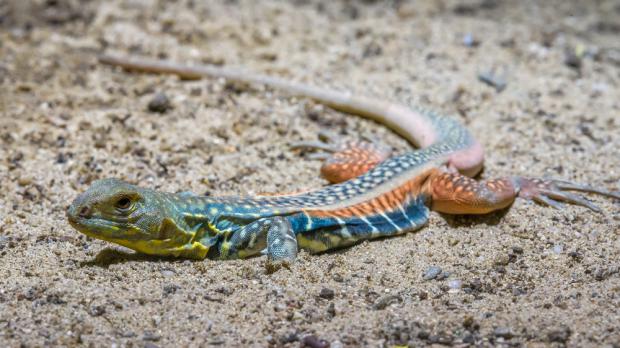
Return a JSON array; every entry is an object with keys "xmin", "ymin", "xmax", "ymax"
[{"xmin": 67, "ymin": 54, "xmax": 620, "ymax": 271}]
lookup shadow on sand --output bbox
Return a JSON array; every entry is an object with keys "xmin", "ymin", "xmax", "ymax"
[{"xmin": 79, "ymin": 247, "xmax": 185, "ymax": 268}]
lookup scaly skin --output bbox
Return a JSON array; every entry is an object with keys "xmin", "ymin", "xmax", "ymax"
[{"xmin": 67, "ymin": 55, "xmax": 620, "ymax": 271}]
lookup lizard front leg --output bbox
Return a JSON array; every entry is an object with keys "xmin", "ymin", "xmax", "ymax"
[
  {"xmin": 223, "ymin": 216, "xmax": 297, "ymax": 272},
  {"xmin": 264, "ymin": 217, "xmax": 298, "ymax": 273}
]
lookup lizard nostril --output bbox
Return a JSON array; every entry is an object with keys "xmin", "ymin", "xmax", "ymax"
[{"xmin": 78, "ymin": 205, "xmax": 92, "ymax": 218}]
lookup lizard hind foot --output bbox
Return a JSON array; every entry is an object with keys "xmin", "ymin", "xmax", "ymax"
[
  {"xmin": 514, "ymin": 177, "xmax": 620, "ymax": 212},
  {"xmin": 291, "ymin": 131, "xmax": 392, "ymax": 184}
]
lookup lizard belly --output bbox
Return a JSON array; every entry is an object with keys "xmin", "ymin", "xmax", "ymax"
[{"xmin": 289, "ymin": 194, "xmax": 430, "ymax": 254}]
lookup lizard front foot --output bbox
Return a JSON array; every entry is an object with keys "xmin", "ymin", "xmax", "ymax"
[
  {"xmin": 263, "ymin": 217, "xmax": 298, "ymax": 273},
  {"xmin": 265, "ymin": 259, "xmax": 292, "ymax": 274}
]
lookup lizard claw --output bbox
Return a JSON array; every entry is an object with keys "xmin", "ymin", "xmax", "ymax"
[
  {"xmin": 265, "ymin": 259, "xmax": 292, "ymax": 274},
  {"xmin": 514, "ymin": 177, "xmax": 619, "ymax": 212},
  {"xmin": 290, "ymin": 130, "xmax": 342, "ymax": 154}
]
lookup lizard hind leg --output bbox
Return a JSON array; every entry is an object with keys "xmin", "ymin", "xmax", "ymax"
[
  {"xmin": 427, "ymin": 172, "xmax": 620, "ymax": 215},
  {"xmin": 427, "ymin": 172, "xmax": 518, "ymax": 215},
  {"xmin": 291, "ymin": 131, "xmax": 392, "ymax": 184}
]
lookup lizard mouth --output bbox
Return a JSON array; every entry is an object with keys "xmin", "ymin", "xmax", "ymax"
[{"xmin": 68, "ymin": 213, "xmax": 152, "ymax": 241}]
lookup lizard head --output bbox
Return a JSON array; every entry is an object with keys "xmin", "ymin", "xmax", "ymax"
[{"xmin": 67, "ymin": 178, "xmax": 207, "ymax": 258}]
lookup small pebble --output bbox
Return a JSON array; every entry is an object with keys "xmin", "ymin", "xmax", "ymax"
[
  {"xmin": 279, "ymin": 332, "xmax": 298, "ymax": 344},
  {"xmin": 463, "ymin": 33, "xmax": 479, "ymax": 47},
  {"xmin": 448, "ymin": 279, "xmax": 462, "ymax": 290},
  {"xmin": 462, "ymin": 333, "xmax": 475, "ymax": 343},
  {"xmin": 326, "ymin": 303, "xmax": 336, "ymax": 317},
  {"xmin": 494, "ymin": 254, "xmax": 510, "ymax": 266},
  {"xmin": 319, "ymin": 288, "xmax": 335, "ymax": 300},
  {"xmin": 148, "ymin": 93, "xmax": 172, "ymax": 113},
  {"xmin": 142, "ymin": 332, "xmax": 161, "ymax": 341},
  {"xmin": 18, "ymin": 177, "xmax": 33, "ymax": 186},
  {"xmin": 568, "ymin": 250, "xmax": 583, "ymax": 261},
  {"xmin": 163, "ymin": 284, "xmax": 179, "ymax": 295},
  {"xmin": 547, "ymin": 326, "xmax": 571, "ymax": 343},
  {"xmin": 372, "ymin": 294, "xmax": 402, "ymax": 310},
  {"xmin": 88, "ymin": 305, "xmax": 106, "ymax": 317},
  {"xmin": 161, "ymin": 269, "xmax": 175, "ymax": 277},
  {"xmin": 553, "ymin": 244, "xmax": 563, "ymax": 254},
  {"xmin": 478, "ymin": 70, "xmax": 507, "ymax": 92},
  {"xmin": 429, "ymin": 334, "xmax": 453, "ymax": 344},
  {"xmin": 423, "ymin": 266, "xmax": 442, "ymax": 280},
  {"xmin": 463, "ymin": 315, "xmax": 475, "ymax": 328},
  {"xmin": 330, "ymin": 340, "xmax": 344, "ymax": 348},
  {"xmin": 564, "ymin": 50, "xmax": 582, "ymax": 70},
  {"xmin": 436, "ymin": 271, "xmax": 451, "ymax": 280},
  {"xmin": 0, "ymin": 236, "xmax": 9, "ymax": 249},
  {"xmin": 493, "ymin": 327, "xmax": 514, "ymax": 339},
  {"xmin": 301, "ymin": 335, "xmax": 329, "ymax": 348}
]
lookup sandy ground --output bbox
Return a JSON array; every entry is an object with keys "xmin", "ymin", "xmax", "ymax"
[{"xmin": 1, "ymin": 0, "xmax": 620, "ymax": 347}]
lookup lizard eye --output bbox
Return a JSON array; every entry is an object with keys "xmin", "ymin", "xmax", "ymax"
[{"xmin": 115, "ymin": 197, "xmax": 132, "ymax": 210}]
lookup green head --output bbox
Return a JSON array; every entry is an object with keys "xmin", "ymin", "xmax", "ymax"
[{"xmin": 67, "ymin": 178, "xmax": 209, "ymax": 258}]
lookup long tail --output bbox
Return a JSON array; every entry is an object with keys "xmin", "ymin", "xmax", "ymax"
[{"xmin": 98, "ymin": 54, "xmax": 483, "ymax": 175}]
